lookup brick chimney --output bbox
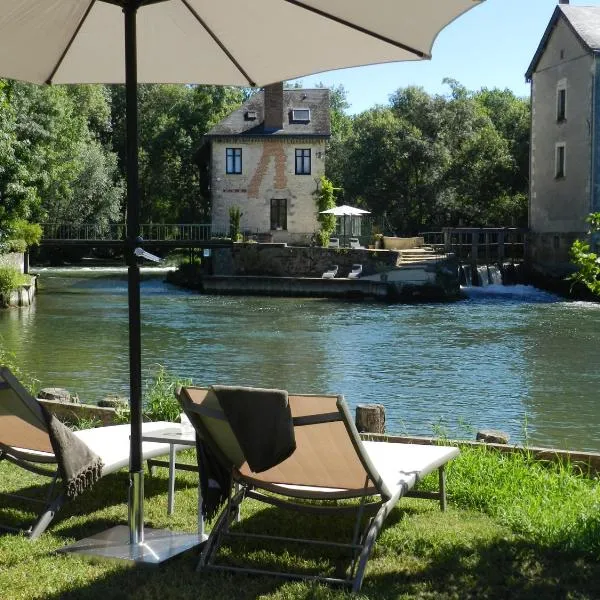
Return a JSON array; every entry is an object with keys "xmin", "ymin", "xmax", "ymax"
[{"xmin": 263, "ymin": 81, "xmax": 284, "ymax": 131}]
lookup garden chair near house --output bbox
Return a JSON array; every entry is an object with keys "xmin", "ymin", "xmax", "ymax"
[
  {"xmin": 0, "ymin": 366, "xmax": 185, "ymax": 539},
  {"xmin": 321, "ymin": 265, "xmax": 338, "ymax": 279},
  {"xmin": 177, "ymin": 385, "xmax": 459, "ymax": 592},
  {"xmin": 329, "ymin": 237, "xmax": 340, "ymax": 248},
  {"xmin": 349, "ymin": 237, "xmax": 363, "ymax": 249},
  {"xmin": 348, "ymin": 264, "xmax": 363, "ymax": 279}
]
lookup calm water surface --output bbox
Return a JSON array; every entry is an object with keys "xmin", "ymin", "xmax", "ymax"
[{"xmin": 2, "ymin": 268, "xmax": 599, "ymax": 451}]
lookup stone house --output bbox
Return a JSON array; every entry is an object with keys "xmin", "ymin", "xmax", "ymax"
[
  {"xmin": 200, "ymin": 82, "xmax": 330, "ymax": 245},
  {"xmin": 526, "ymin": 1, "xmax": 600, "ymax": 276}
]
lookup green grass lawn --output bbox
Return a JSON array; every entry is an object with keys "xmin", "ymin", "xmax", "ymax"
[{"xmin": 1, "ymin": 446, "xmax": 599, "ymax": 600}]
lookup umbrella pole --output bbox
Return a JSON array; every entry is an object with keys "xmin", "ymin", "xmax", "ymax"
[
  {"xmin": 59, "ymin": 0, "xmax": 204, "ymax": 563},
  {"xmin": 124, "ymin": 0, "xmax": 144, "ymax": 547}
]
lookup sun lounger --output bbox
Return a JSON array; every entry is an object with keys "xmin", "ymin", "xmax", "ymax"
[
  {"xmin": 321, "ymin": 265, "xmax": 338, "ymax": 278},
  {"xmin": 348, "ymin": 264, "xmax": 363, "ymax": 279},
  {"xmin": 328, "ymin": 237, "xmax": 340, "ymax": 248},
  {"xmin": 0, "ymin": 366, "xmax": 185, "ymax": 539},
  {"xmin": 177, "ymin": 385, "xmax": 459, "ymax": 592},
  {"xmin": 349, "ymin": 237, "xmax": 363, "ymax": 249}
]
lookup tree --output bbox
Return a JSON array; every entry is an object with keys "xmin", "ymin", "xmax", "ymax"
[
  {"xmin": 9, "ymin": 82, "xmax": 123, "ymax": 227},
  {"xmin": 110, "ymin": 84, "xmax": 244, "ymax": 224},
  {"xmin": 0, "ymin": 80, "xmax": 40, "ymax": 239}
]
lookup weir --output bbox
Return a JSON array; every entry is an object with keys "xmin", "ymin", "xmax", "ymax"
[{"xmin": 459, "ymin": 261, "xmax": 527, "ymax": 287}]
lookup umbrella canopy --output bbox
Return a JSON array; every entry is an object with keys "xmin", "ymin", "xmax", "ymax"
[
  {"xmin": 0, "ymin": 0, "xmax": 482, "ymax": 87},
  {"xmin": 0, "ymin": 0, "xmax": 484, "ymax": 551},
  {"xmin": 320, "ymin": 205, "xmax": 371, "ymax": 216}
]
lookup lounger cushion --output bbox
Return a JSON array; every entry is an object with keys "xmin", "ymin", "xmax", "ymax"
[
  {"xmin": 362, "ymin": 441, "xmax": 459, "ymax": 496},
  {"xmin": 8, "ymin": 422, "xmax": 183, "ymax": 476},
  {"xmin": 256, "ymin": 442, "xmax": 459, "ymax": 500}
]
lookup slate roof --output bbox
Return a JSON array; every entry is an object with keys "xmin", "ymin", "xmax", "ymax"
[
  {"xmin": 526, "ymin": 5, "xmax": 600, "ymax": 81},
  {"xmin": 205, "ymin": 88, "xmax": 330, "ymax": 138}
]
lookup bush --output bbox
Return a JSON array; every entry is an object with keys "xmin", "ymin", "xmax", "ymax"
[
  {"xmin": 4, "ymin": 239, "xmax": 27, "ymax": 253},
  {"xmin": 0, "ymin": 267, "xmax": 29, "ymax": 299},
  {"xmin": 229, "ymin": 206, "xmax": 243, "ymax": 242},
  {"xmin": 0, "ymin": 219, "xmax": 43, "ymax": 253},
  {"xmin": 569, "ymin": 212, "xmax": 600, "ymax": 298}
]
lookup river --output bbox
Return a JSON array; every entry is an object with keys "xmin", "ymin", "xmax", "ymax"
[{"xmin": 1, "ymin": 267, "xmax": 599, "ymax": 452}]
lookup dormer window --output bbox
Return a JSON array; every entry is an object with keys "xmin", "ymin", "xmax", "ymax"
[
  {"xmin": 245, "ymin": 110, "xmax": 257, "ymax": 121},
  {"xmin": 292, "ymin": 108, "xmax": 310, "ymax": 122}
]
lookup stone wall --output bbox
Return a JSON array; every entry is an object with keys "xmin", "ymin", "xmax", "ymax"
[
  {"xmin": 526, "ymin": 231, "xmax": 580, "ymax": 277},
  {"xmin": 383, "ymin": 236, "xmax": 424, "ymax": 250},
  {"xmin": 529, "ymin": 17, "xmax": 593, "ymax": 237},
  {"xmin": 0, "ymin": 275, "xmax": 37, "ymax": 308},
  {"xmin": 212, "ymin": 244, "xmax": 401, "ymax": 278},
  {"xmin": 39, "ymin": 399, "xmax": 119, "ymax": 426},
  {"xmin": 0, "ymin": 252, "xmax": 25, "ymax": 273}
]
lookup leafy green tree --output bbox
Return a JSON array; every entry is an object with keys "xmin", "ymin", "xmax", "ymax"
[
  {"xmin": 0, "ymin": 80, "xmax": 40, "ymax": 239},
  {"xmin": 110, "ymin": 84, "xmax": 244, "ymax": 224},
  {"xmin": 321, "ymin": 84, "xmax": 353, "ymax": 201},
  {"xmin": 331, "ymin": 80, "xmax": 530, "ymax": 234},
  {"xmin": 9, "ymin": 82, "xmax": 123, "ymax": 227}
]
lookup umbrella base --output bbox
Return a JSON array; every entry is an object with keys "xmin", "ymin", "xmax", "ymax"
[{"xmin": 58, "ymin": 525, "xmax": 205, "ymax": 565}]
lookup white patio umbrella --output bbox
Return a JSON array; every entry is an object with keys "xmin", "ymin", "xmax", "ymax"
[
  {"xmin": 320, "ymin": 205, "xmax": 371, "ymax": 216},
  {"xmin": 0, "ymin": 0, "xmax": 484, "ymax": 562},
  {"xmin": 320, "ymin": 205, "xmax": 371, "ymax": 243}
]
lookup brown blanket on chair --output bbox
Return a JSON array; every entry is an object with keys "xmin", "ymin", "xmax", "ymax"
[
  {"xmin": 40, "ymin": 406, "xmax": 103, "ymax": 499},
  {"xmin": 211, "ymin": 385, "xmax": 296, "ymax": 473}
]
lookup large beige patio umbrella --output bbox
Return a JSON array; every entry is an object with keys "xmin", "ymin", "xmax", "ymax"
[{"xmin": 0, "ymin": 0, "xmax": 484, "ymax": 562}]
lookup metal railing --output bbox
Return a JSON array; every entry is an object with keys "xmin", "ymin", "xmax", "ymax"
[
  {"xmin": 40, "ymin": 223, "xmax": 213, "ymax": 242},
  {"xmin": 420, "ymin": 228, "xmax": 527, "ymax": 262}
]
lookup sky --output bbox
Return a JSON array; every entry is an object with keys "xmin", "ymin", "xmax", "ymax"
[{"xmin": 291, "ymin": 0, "xmax": 600, "ymax": 114}]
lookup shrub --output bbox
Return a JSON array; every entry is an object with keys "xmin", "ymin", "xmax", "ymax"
[
  {"xmin": 314, "ymin": 176, "xmax": 337, "ymax": 242},
  {"xmin": 0, "ymin": 267, "xmax": 29, "ymax": 299},
  {"xmin": 229, "ymin": 206, "xmax": 243, "ymax": 242},
  {"xmin": 5, "ymin": 239, "xmax": 27, "ymax": 253},
  {"xmin": 569, "ymin": 212, "xmax": 600, "ymax": 298}
]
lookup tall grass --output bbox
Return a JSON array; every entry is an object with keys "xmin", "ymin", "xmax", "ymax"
[
  {"xmin": 143, "ymin": 364, "xmax": 191, "ymax": 422},
  {"xmin": 447, "ymin": 446, "xmax": 600, "ymax": 554}
]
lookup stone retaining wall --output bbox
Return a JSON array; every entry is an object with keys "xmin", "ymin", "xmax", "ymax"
[
  {"xmin": 383, "ymin": 236, "xmax": 425, "ymax": 250},
  {"xmin": 0, "ymin": 276, "xmax": 37, "ymax": 308},
  {"xmin": 39, "ymin": 399, "xmax": 120, "ymax": 426},
  {"xmin": 213, "ymin": 244, "xmax": 401, "ymax": 278},
  {"xmin": 202, "ymin": 275, "xmax": 389, "ymax": 299}
]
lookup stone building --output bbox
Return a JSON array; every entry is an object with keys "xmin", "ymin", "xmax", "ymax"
[
  {"xmin": 200, "ymin": 82, "xmax": 330, "ymax": 245},
  {"xmin": 526, "ymin": 1, "xmax": 600, "ymax": 277}
]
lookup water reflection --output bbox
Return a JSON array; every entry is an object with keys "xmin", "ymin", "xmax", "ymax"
[{"xmin": 1, "ymin": 271, "xmax": 598, "ymax": 451}]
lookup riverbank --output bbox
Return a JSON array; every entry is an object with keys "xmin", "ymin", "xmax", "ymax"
[{"xmin": 1, "ymin": 442, "xmax": 598, "ymax": 599}]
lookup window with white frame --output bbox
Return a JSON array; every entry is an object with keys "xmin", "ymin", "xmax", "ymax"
[
  {"xmin": 292, "ymin": 108, "xmax": 310, "ymax": 122},
  {"xmin": 226, "ymin": 148, "xmax": 242, "ymax": 174},
  {"xmin": 557, "ymin": 79, "xmax": 567, "ymax": 122},
  {"xmin": 555, "ymin": 143, "xmax": 566, "ymax": 178},
  {"xmin": 295, "ymin": 148, "xmax": 311, "ymax": 175}
]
